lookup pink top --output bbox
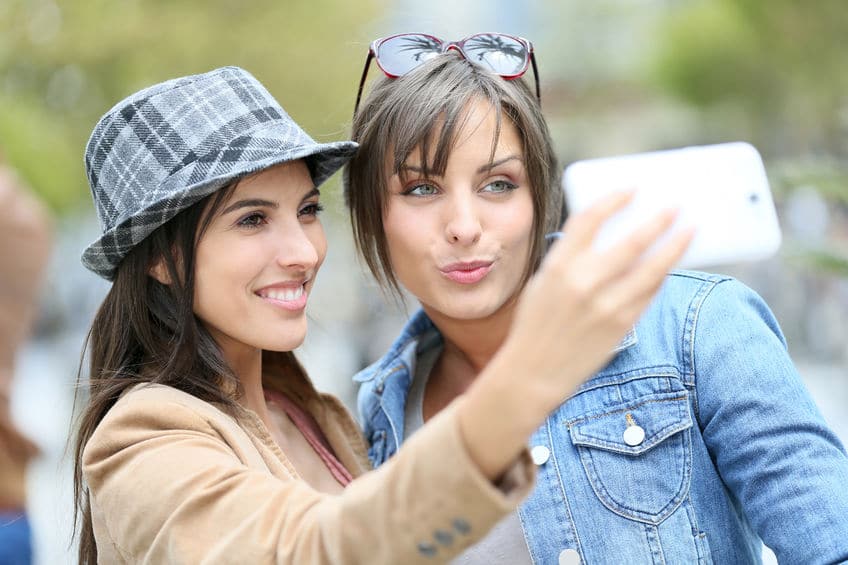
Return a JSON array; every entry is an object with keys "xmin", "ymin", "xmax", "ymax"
[{"xmin": 265, "ymin": 389, "xmax": 353, "ymax": 487}]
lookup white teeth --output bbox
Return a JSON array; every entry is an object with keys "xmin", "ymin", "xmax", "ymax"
[{"xmin": 263, "ymin": 286, "xmax": 304, "ymax": 302}]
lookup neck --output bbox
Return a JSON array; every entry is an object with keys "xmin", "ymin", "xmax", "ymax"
[
  {"xmin": 222, "ymin": 343, "xmax": 268, "ymax": 419},
  {"xmin": 424, "ymin": 297, "xmax": 517, "ymax": 378},
  {"xmin": 419, "ymin": 298, "xmax": 517, "ymax": 421}
]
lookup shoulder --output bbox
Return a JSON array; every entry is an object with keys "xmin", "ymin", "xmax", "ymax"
[
  {"xmin": 354, "ymin": 310, "xmax": 440, "ymax": 431},
  {"xmin": 107, "ymin": 383, "xmax": 229, "ymax": 425},
  {"xmin": 645, "ymin": 270, "xmax": 786, "ymax": 373},
  {"xmin": 84, "ymin": 384, "xmax": 236, "ymax": 463},
  {"xmin": 656, "ymin": 269, "xmax": 732, "ymax": 305},
  {"xmin": 613, "ymin": 271, "xmax": 781, "ymax": 376},
  {"xmin": 642, "ymin": 270, "xmax": 769, "ymax": 326},
  {"xmin": 656, "ymin": 270, "xmax": 780, "ymax": 333},
  {"xmin": 353, "ymin": 309, "xmax": 438, "ymax": 386}
]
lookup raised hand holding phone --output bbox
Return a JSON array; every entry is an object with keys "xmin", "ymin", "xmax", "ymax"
[{"xmin": 459, "ymin": 192, "xmax": 693, "ymax": 480}]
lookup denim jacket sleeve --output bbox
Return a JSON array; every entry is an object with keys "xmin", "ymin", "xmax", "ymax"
[{"xmin": 692, "ymin": 279, "xmax": 848, "ymax": 563}]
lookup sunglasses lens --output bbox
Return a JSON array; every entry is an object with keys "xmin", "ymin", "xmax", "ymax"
[
  {"xmin": 377, "ymin": 34, "xmax": 443, "ymax": 76},
  {"xmin": 462, "ymin": 34, "xmax": 528, "ymax": 75}
]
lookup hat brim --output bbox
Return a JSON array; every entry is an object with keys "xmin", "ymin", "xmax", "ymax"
[{"xmin": 81, "ymin": 139, "xmax": 357, "ymax": 280}]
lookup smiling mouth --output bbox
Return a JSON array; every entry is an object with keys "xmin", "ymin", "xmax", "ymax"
[{"xmin": 256, "ymin": 284, "xmax": 308, "ymax": 311}]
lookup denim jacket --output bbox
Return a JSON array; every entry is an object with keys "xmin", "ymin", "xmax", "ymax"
[{"xmin": 355, "ymin": 271, "xmax": 848, "ymax": 564}]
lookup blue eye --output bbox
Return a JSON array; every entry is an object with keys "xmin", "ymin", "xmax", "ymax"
[
  {"xmin": 299, "ymin": 203, "xmax": 324, "ymax": 217},
  {"xmin": 405, "ymin": 184, "xmax": 439, "ymax": 196},
  {"xmin": 237, "ymin": 212, "xmax": 267, "ymax": 229},
  {"xmin": 483, "ymin": 180, "xmax": 518, "ymax": 193}
]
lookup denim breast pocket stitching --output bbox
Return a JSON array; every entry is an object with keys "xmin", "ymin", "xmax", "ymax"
[
  {"xmin": 566, "ymin": 393, "xmax": 694, "ymax": 524},
  {"xmin": 577, "ymin": 426, "xmax": 693, "ymax": 524},
  {"xmin": 565, "ymin": 393, "xmax": 689, "ymax": 427},
  {"xmin": 570, "ymin": 419, "xmax": 692, "ymax": 455}
]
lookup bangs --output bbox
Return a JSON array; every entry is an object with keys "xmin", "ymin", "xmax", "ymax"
[{"xmin": 377, "ymin": 58, "xmax": 509, "ymax": 180}]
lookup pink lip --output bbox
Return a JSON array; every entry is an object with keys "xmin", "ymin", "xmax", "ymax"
[{"xmin": 439, "ymin": 261, "xmax": 493, "ymax": 285}]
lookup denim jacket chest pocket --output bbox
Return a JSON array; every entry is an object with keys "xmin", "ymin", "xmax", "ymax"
[{"xmin": 566, "ymin": 389, "xmax": 693, "ymax": 524}]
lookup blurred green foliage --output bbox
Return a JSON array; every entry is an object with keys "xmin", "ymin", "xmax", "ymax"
[
  {"xmin": 653, "ymin": 0, "xmax": 848, "ymax": 156},
  {"xmin": 0, "ymin": 0, "xmax": 380, "ymax": 212}
]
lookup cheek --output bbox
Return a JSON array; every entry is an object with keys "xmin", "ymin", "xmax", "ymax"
[
  {"xmin": 306, "ymin": 223, "xmax": 327, "ymax": 269},
  {"xmin": 383, "ymin": 209, "xmax": 430, "ymax": 279},
  {"xmin": 497, "ymin": 191, "xmax": 534, "ymax": 238},
  {"xmin": 498, "ymin": 196, "xmax": 535, "ymax": 273},
  {"xmin": 192, "ymin": 253, "xmax": 230, "ymax": 316},
  {"xmin": 383, "ymin": 203, "xmax": 414, "ymax": 257},
  {"xmin": 192, "ymin": 236, "xmax": 253, "ymax": 311}
]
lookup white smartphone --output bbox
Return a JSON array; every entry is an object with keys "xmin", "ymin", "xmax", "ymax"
[{"xmin": 561, "ymin": 142, "xmax": 782, "ymax": 269}]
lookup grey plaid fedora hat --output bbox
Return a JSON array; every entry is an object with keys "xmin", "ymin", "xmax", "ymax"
[{"xmin": 82, "ymin": 66, "xmax": 358, "ymax": 280}]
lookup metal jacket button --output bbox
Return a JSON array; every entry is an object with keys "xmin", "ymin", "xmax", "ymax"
[
  {"xmin": 531, "ymin": 445, "xmax": 551, "ymax": 465},
  {"xmin": 559, "ymin": 548, "xmax": 581, "ymax": 565},
  {"xmin": 623, "ymin": 425, "xmax": 645, "ymax": 446},
  {"xmin": 623, "ymin": 413, "xmax": 645, "ymax": 446}
]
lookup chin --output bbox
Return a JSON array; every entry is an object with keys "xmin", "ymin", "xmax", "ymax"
[
  {"xmin": 261, "ymin": 337, "xmax": 306, "ymax": 352},
  {"xmin": 436, "ymin": 298, "xmax": 504, "ymax": 322},
  {"xmin": 255, "ymin": 323, "xmax": 308, "ymax": 352}
]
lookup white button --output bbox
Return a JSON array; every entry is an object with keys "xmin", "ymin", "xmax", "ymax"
[
  {"xmin": 559, "ymin": 548, "xmax": 581, "ymax": 565},
  {"xmin": 623, "ymin": 425, "xmax": 645, "ymax": 447},
  {"xmin": 530, "ymin": 445, "xmax": 550, "ymax": 465}
]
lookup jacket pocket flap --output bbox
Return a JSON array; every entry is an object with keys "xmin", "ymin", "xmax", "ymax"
[{"xmin": 568, "ymin": 391, "xmax": 691, "ymax": 455}]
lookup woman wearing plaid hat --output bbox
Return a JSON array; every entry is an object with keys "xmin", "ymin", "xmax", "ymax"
[
  {"xmin": 345, "ymin": 35, "xmax": 848, "ymax": 564},
  {"xmin": 72, "ymin": 66, "xmax": 686, "ymax": 564}
]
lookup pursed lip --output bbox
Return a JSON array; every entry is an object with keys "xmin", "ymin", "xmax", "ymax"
[
  {"xmin": 439, "ymin": 260, "xmax": 493, "ymax": 285},
  {"xmin": 255, "ymin": 279, "xmax": 310, "ymax": 311}
]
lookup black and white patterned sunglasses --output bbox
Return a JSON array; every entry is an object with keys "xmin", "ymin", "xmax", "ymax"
[{"xmin": 353, "ymin": 32, "xmax": 540, "ymax": 115}]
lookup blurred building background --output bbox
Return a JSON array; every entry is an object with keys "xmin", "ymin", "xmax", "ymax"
[{"xmin": 1, "ymin": 0, "xmax": 846, "ymax": 563}]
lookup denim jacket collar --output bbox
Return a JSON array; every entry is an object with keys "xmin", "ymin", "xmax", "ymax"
[{"xmin": 354, "ymin": 308, "xmax": 639, "ymax": 455}]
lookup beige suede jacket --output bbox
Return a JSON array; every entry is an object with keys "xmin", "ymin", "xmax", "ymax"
[{"xmin": 83, "ymin": 375, "xmax": 534, "ymax": 564}]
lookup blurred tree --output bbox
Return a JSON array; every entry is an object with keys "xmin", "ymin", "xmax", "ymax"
[
  {"xmin": 652, "ymin": 0, "xmax": 848, "ymax": 275},
  {"xmin": 0, "ymin": 0, "xmax": 381, "ymax": 212},
  {"xmin": 653, "ymin": 0, "xmax": 847, "ymax": 156}
]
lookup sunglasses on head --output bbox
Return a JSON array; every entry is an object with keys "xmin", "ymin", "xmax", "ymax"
[{"xmin": 354, "ymin": 32, "xmax": 540, "ymax": 115}]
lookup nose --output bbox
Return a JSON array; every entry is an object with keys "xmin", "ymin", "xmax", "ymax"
[
  {"xmin": 444, "ymin": 194, "xmax": 482, "ymax": 246},
  {"xmin": 274, "ymin": 223, "xmax": 321, "ymax": 271}
]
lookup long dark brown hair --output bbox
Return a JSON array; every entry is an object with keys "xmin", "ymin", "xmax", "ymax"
[
  {"xmin": 71, "ymin": 183, "xmax": 309, "ymax": 564},
  {"xmin": 344, "ymin": 52, "xmax": 562, "ymax": 297}
]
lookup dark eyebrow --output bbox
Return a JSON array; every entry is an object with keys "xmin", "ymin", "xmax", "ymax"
[
  {"xmin": 398, "ymin": 155, "xmax": 523, "ymax": 176},
  {"xmin": 221, "ymin": 198, "xmax": 279, "ymax": 216},
  {"xmin": 477, "ymin": 155, "xmax": 522, "ymax": 174},
  {"xmin": 220, "ymin": 188, "xmax": 320, "ymax": 216}
]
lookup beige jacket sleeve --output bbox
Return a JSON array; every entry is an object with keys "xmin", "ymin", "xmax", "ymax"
[{"xmin": 83, "ymin": 386, "xmax": 534, "ymax": 564}]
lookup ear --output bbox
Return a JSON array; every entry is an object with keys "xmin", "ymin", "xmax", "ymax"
[{"xmin": 148, "ymin": 257, "xmax": 172, "ymax": 285}]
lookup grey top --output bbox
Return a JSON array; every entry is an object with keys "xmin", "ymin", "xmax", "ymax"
[{"xmin": 404, "ymin": 346, "xmax": 534, "ymax": 565}]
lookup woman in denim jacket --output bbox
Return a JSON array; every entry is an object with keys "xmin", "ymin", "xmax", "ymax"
[{"xmin": 345, "ymin": 36, "xmax": 848, "ymax": 564}]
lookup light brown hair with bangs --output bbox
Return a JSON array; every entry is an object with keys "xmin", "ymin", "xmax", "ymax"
[{"xmin": 344, "ymin": 52, "xmax": 563, "ymax": 296}]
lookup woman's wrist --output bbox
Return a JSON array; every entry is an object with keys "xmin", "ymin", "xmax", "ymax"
[{"xmin": 456, "ymin": 347, "xmax": 556, "ymax": 481}]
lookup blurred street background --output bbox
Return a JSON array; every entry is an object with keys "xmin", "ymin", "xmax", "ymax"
[{"xmin": 1, "ymin": 0, "xmax": 846, "ymax": 563}]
